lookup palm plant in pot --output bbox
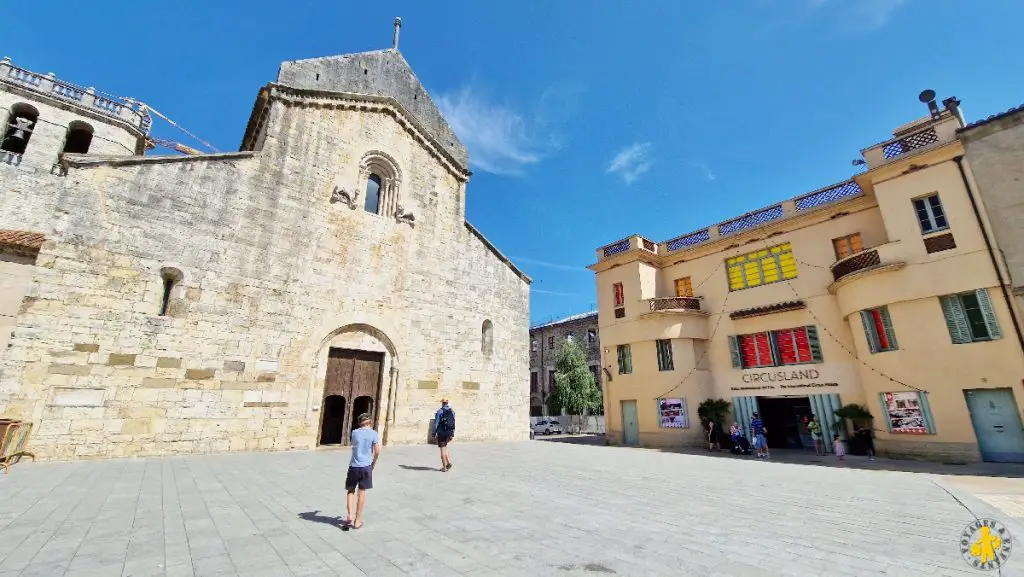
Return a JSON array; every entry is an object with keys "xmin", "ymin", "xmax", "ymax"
[
  {"xmin": 697, "ymin": 398, "xmax": 732, "ymax": 449},
  {"xmin": 832, "ymin": 403, "xmax": 874, "ymax": 455}
]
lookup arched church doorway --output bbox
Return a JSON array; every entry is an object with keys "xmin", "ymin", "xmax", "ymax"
[
  {"xmin": 320, "ymin": 395, "xmax": 346, "ymax": 445},
  {"xmin": 319, "ymin": 348, "xmax": 384, "ymax": 445}
]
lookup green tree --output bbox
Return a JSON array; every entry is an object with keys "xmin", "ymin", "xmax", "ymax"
[
  {"xmin": 551, "ymin": 339, "xmax": 602, "ymax": 430},
  {"xmin": 697, "ymin": 398, "xmax": 732, "ymax": 428}
]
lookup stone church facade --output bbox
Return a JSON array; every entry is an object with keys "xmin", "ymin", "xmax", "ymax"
[{"xmin": 0, "ymin": 47, "xmax": 531, "ymax": 460}]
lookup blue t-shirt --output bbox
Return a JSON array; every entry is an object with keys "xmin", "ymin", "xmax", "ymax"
[
  {"xmin": 349, "ymin": 427, "xmax": 379, "ymax": 468},
  {"xmin": 751, "ymin": 418, "xmax": 765, "ymax": 435}
]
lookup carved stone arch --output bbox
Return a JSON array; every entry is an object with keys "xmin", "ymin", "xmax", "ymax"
[{"xmin": 358, "ymin": 150, "xmax": 403, "ymax": 217}]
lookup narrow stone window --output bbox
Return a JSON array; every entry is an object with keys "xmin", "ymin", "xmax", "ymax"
[
  {"xmin": 1, "ymin": 103, "xmax": 39, "ymax": 155},
  {"xmin": 159, "ymin": 267, "xmax": 183, "ymax": 316},
  {"xmin": 364, "ymin": 174, "xmax": 382, "ymax": 213},
  {"xmin": 481, "ymin": 319, "xmax": 494, "ymax": 356},
  {"xmin": 62, "ymin": 120, "xmax": 94, "ymax": 155}
]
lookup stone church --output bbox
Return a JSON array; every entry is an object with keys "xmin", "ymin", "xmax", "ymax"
[{"xmin": 0, "ymin": 28, "xmax": 531, "ymax": 460}]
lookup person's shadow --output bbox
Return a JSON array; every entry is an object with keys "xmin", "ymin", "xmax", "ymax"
[
  {"xmin": 398, "ymin": 464, "xmax": 436, "ymax": 471},
  {"xmin": 298, "ymin": 510, "xmax": 348, "ymax": 530}
]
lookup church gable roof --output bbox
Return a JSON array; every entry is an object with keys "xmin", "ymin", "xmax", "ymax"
[{"xmin": 276, "ymin": 49, "xmax": 467, "ymax": 169}]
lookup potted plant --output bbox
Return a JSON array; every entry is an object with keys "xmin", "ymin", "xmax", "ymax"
[
  {"xmin": 697, "ymin": 398, "xmax": 732, "ymax": 449},
  {"xmin": 832, "ymin": 404, "xmax": 874, "ymax": 455}
]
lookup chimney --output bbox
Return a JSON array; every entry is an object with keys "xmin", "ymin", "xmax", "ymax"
[
  {"xmin": 943, "ymin": 96, "xmax": 966, "ymax": 127},
  {"xmin": 393, "ymin": 17, "xmax": 402, "ymax": 50}
]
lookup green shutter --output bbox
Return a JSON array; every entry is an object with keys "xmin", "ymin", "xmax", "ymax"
[
  {"xmin": 975, "ymin": 289, "xmax": 1003, "ymax": 340},
  {"xmin": 878, "ymin": 393, "xmax": 894, "ymax": 432},
  {"xmin": 860, "ymin": 311, "xmax": 880, "ymax": 353},
  {"xmin": 806, "ymin": 325, "xmax": 823, "ymax": 362},
  {"xmin": 617, "ymin": 346, "xmax": 624, "ymax": 374},
  {"xmin": 663, "ymin": 340, "xmax": 674, "ymax": 371},
  {"xmin": 625, "ymin": 345, "xmax": 632, "ymax": 373},
  {"xmin": 918, "ymin": 392, "xmax": 936, "ymax": 434},
  {"xmin": 880, "ymin": 307, "xmax": 899, "ymax": 351},
  {"xmin": 939, "ymin": 296, "xmax": 971, "ymax": 344},
  {"xmin": 728, "ymin": 335, "xmax": 742, "ymax": 369}
]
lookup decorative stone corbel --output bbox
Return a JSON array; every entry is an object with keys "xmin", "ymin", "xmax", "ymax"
[
  {"xmin": 330, "ymin": 186, "xmax": 358, "ymax": 210},
  {"xmin": 395, "ymin": 205, "xmax": 416, "ymax": 227}
]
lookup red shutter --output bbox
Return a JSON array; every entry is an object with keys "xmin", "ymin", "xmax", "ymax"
[
  {"xmin": 793, "ymin": 327, "xmax": 811, "ymax": 363},
  {"xmin": 613, "ymin": 283, "xmax": 624, "ymax": 307},
  {"xmin": 754, "ymin": 333, "xmax": 773, "ymax": 367},
  {"xmin": 775, "ymin": 329, "xmax": 796, "ymax": 365},
  {"xmin": 739, "ymin": 335, "xmax": 758, "ymax": 368},
  {"xmin": 872, "ymin": 309, "xmax": 889, "ymax": 350}
]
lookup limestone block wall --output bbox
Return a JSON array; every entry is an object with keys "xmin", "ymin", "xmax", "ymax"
[{"xmin": 0, "ymin": 97, "xmax": 530, "ymax": 460}]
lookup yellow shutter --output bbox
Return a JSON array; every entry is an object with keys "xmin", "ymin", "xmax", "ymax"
[
  {"xmin": 675, "ymin": 277, "xmax": 693, "ymax": 297},
  {"xmin": 833, "ymin": 238, "xmax": 851, "ymax": 259},
  {"xmin": 728, "ymin": 263, "xmax": 745, "ymax": 290},
  {"xmin": 850, "ymin": 233, "xmax": 863, "ymax": 253}
]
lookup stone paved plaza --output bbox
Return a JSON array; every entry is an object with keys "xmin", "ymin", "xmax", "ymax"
[{"xmin": 3, "ymin": 440, "xmax": 1024, "ymax": 577}]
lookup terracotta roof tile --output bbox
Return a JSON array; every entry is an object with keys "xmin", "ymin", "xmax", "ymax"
[
  {"xmin": 0, "ymin": 230, "xmax": 46, "ymax": 251},
  {"xmin": 960, "ymin": 104, "xmax": 1024, "ymax": 132}
]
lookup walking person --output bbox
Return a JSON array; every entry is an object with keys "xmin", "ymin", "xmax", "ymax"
[
  {"xmin": 750, "ymin": 412, "xmax": 769, "ymax": 459},
  {"xmin": 344, "ymin": 413, "xmax": 380, "ymax": 530},
  {"xmin": 706, "ymin": 420, "xmax": 720, "ymax": 451},
  {"xmin": 433, "ymin": 398, "xmax": 456, "ymax": 472},
  {"xmin": 833, "ymin": 434, "xmax": 846, "ymax": 461},
  {"xmin": 807, "ymin": 414, "xmax": 824, "ymax": 457},
  {"xmin": 854, "ymin": 423, "xmax": 875, "ymax": 461}
]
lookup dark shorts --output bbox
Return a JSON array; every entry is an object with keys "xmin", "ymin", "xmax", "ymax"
[
  {"xmin": 345, "ymin": 465, "xmax": 373, "ymax": 491},
  {"xmin": 436, "ymin": 435, "xmax": 452, "ymax": 448}
]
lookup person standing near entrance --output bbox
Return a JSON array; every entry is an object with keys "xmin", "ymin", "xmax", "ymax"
[
  {"xmin": 807, "ymin": 414, "xmax": 824, "ymax": 457},
  {"xmin": 750, "ymin": 412, "xmax": 769, "ymax": 459},
  {"xmin": 854, "ymin": 423, "xmax": 875, "ymax": 461},
  {"xmin": 433, "ymin": 398, "xmax": 456, "ymax": 472},
  {"xmin": 344, "ymin": 413, "xmax": 380, "ymax": 530}
]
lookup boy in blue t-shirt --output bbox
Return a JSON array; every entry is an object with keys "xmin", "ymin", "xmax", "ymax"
[
  {"xmin": 345, "ymin": 413, "xmax": 380, "ymax": 529},
  {"xmin": 750, "ymin": 412, "xmax": 769, "ymax": 459}
]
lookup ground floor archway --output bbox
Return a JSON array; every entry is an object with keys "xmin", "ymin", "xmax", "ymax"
[
  {"xmin": 318, "ymin": 348, "xmax": 384, "ymax": 446},
  {"xmin": 320, "ymin": 395, "xmax": 346, "ymax": 445}
]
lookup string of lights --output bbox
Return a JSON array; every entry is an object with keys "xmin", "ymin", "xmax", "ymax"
[{"xmin": 647, "ymin": 238, "xmax": 931, "ymax": 400}]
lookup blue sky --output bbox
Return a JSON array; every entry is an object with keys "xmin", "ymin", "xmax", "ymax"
[{"xmin": 7, "ymin": 1, "xmax": 1024, "ymax": 324}]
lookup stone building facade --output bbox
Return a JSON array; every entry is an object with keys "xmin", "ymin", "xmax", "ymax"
[
  {"xmin": 959, "ymin": 105, "xmax": 1024, "ymax": 335},
  {"xmin": 528, "ymin": 312, "xmax": 602, "ymax": 416},
  {"xmin": 0, "ymin": 46, "xmax": 531, "ymax": 460}
]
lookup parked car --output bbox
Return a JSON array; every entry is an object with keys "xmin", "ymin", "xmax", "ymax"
[{"xmin": 533, "ymin": 419, "xmax": 563, "ymax": 435}]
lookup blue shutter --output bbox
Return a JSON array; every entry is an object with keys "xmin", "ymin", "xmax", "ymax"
[
  {"xmin": 918, "ymin": 392, "xmax": 936, "ymax": 434},
  {"xmin": 728, "ymin": 336, "xmax": 742, "ymax": 369},
  {"xmin": 880, "ymin": 307, "xmax": 899, "ymax": 350},
  {"xmin": 732, "ymin": 396, "xmax": 760, "ymax": 440},
  {"xmin": 860, "ymin": 311, "xmax": 880, "ymax": 353},
  {"xmin": 878, "ymin": 393, "xmax": 894, "ymax": 432},
  {"xmin": 806, "ymin": 326, "xmax": 823, "ymax": 362},
  {"xmin": 939, "ymin": 296, "xmax": 971, "ymax": 344},
  {"xmin": 975, "ymin": 289, "xmax": 1003, "ymax": 340}
]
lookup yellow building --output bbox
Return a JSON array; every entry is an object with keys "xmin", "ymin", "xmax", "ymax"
[{"xmin": 589, "ymin": 95, "xmax": 1024, "ymax": 463}]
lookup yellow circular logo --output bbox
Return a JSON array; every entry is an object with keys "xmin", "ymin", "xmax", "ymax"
[{"xmin": 961, "ymin": 519, "xmax": 1012, "ymax": 570}]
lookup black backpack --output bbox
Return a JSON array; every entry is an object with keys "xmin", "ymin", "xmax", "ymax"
[{"xmin": 437, "ymin": 407, "xmax": 454, "ymax": 435}]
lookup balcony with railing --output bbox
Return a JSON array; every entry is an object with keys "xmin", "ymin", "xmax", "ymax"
[
  {"xmin": 646, "ymin": 296, "xmax": 702, "ymax": 314},
  {"xmin": 860, "ymin": 114, "xmax": 960, "ymax": 169},
  {"xmin": 829, "ymin": 242, "xmax": 905, "ymax": 286},
  {"xmin": 0, "ymin": 57, "xmax": 151, "ymax": 134}
]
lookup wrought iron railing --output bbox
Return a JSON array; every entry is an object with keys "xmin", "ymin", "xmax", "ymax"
[
  {"xmin": 831, "ymin": 249, "xmax": 880, "ymax": 282},
  {"xmin": 882, "ymin": 127, "xmax": 939, "ymax": 159},
  {"xmin": 648, "ymin": 296, "xmax": 701, "ymax": 312}
]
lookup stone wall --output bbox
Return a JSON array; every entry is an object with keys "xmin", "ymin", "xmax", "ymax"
[
  {"xmin": 0, "ymin": 88, "xmax": 530, "ymax": 459},
  {"xmin": 529, "ymin": 313, "xmax": 602, "ymax": 414}
]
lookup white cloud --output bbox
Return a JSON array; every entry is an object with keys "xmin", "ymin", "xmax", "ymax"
[
  {"xmin": 607, "ymin": 142, "xmax": 654, "ymax": 185},
  {"xmin": 510, "ymin": 256, "xmax": 588, "ymax": 273},
  {"xmin": 684, "ymin": 160, "xmax": 716, "ymax": 182},
  {"xmin": 437, "ymin": 86, "xmax": 563, "ymax": 177},
  {"xmin": 808, "ymin": 0, "xmax": 908, "ymax": 31},
  {"xmin": 531, "ymin": 289, "xmax": 579, "ymax": 297}
]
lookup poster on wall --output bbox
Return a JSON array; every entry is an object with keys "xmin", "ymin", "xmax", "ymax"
[
  {"xmin": 883, "ymin": 392, "xmax": 926, "ymax": 434},
  {"xmin": 658, "ymin": 398, "xmax": 689, "ymax": 428}
]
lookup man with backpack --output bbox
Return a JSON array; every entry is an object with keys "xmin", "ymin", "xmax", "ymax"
[{"xmin": 433, "ymin": 398, "xmax": 456, "ymax": 472}]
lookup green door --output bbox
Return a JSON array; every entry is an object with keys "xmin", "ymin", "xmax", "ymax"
[
  {"xmin": 621, "ymin": 400, "xmax": 639, "ymax": 446},
  {"xmin": 964, "ymin": 388, "xmax": 1024, "ymax": 463}
]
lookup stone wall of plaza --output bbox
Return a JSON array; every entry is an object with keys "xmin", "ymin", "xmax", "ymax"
[
  {"xmin": 591, "ymin": 107, "xmax": 1024, "ymax": 463},
  {"xmin": 528, "ymin": 312, "xmax": 601, "ymax": 416},
  {"xmin": 0, "ymin": 52, "xmax": 531, "ymax": 460}
]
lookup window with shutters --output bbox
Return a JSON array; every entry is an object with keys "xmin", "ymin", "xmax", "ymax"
[
  {"xmin": 726, "ymin": 242, "xmax": 798, "ymax": 291},
  {"xmin": 939, "ymin": 289, "xmax": 1002, "ymax": 343},
  {"xmin": 913, "ymin": 194, "xmax": 949, "ymax": 234},
  {"xmin": 860, "ymin": 307, "xmax": 899, "ymax": 353},
  {"xmin": 548, "ymin": 336, "xmax": 555, "ymax": 349},
  {"xmin": 616, "ymin": 344, "xmax": 633, "ymax": 374},
  {"xmin": 675, "ymin": 277, "xmax": 693, "ymax": 297},
  {"xmin": 656, "ymin": 339, "xmax": 674, "ymax": 371},
  {"xmin": 613, "ymin": 283, "xmax": 625, "ymax": 307},
  {"xmin": 530, "ymin": 372, "xmax": 538, "ymax": 394},
  {"xmin": 548, "ymin": 370, "xmax": 556, "ymax": 388},
  {"xmin": 832, "ymin": 233, "xmax": 863, "ymax": 260},
  {"xmin": 531, "ymin": 339, "xmax": 538, "ymax": 352},
  {"xmin": 728, "ymin": 326, "xmax": 822, "ymax": 369},
  {"xmin": 587, "ymin": 328, "xmax": 597, "ymax": 344}
]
